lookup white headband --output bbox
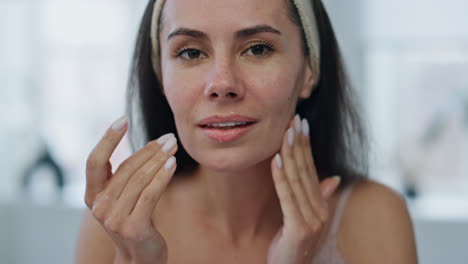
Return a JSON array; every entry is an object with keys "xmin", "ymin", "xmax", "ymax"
[
  {"xmin": 149, "ymin": 0, "xmax": 321, "ymax": 82},
  {"xmin": 129, "ymin": 0, "xmax": 321, "ymax": 152}
]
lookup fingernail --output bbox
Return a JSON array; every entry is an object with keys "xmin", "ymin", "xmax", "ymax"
[
  {"xmin": 294, "ymin": 114, "xmax": 301, "ymax": 133},
  {"xmin": 164, "ymin": 156, "xmax": 176, "ymax": 171},
  {"xmin": 301, "ymin": 118, "xmax": 309, "ymax": 136},
  {"xmin": 332, "ymin": 175, "xmax": 341, "ymax": 185},
  {"xmin": 157, "ymin": 133, "xmax": 175, "ymax": 145},
  {"xmin": 162, "ymin": 137, "xmax": 177, "ymax": 153},
  {"xmin": 275, "ymin": 153, "xmax": 282, "ymax": 169},
  {"xmin": 111, "ymin": 115, "xmax": 128, "ymax": 131},
  {"xmin": 287, "ymin": 128, "xmax": 295, "ymax": 146}
]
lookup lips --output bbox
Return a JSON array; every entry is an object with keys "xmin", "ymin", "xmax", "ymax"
[
  {"xmin": 197, "ymin": 115, "xmax": 258, "ymax": 143},
  {"xmin": 197, "ymin": 115, "xmax": 258, "ymax": 127}
]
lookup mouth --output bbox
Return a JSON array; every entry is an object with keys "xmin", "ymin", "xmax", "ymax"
[
  {"xmin": 197, "ymin": 115, "xmax": 259, "ymax": 143},
  {"xmin": 199, "ymin": 121, "xmax": 256, "ymax": 130}
]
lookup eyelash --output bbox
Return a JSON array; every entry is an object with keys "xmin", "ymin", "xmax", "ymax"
[{"xmin": 175, "ymin": 41, "xmax": 275, "ymax": 61}]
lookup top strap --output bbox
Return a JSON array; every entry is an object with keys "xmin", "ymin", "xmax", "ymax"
[{"xmin": 328, "ymin": 179, "xmax": 358, "ymax": 237}]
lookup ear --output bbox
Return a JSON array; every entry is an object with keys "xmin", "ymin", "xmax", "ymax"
[{"xmin": 298, "ymin": 56, "xmax": 317, "ymax": 99}]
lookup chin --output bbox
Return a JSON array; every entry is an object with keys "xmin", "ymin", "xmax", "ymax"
[{"xmin": 193, "ymin": 147, "xmax": 273, "ymax": 173}]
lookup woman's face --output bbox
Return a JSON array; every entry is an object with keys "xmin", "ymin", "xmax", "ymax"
[{"xmin": 159, "ymin": 0, "xmax": 315, "ymax": 172}]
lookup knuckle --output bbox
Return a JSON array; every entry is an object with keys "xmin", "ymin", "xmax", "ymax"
[
  {"xmin": 285, "ymin": 149, "xmax": 294, "ymax": 159},
  {"xmin": 121, "ymin": 225, "xmax": 149, "ymax": 242},
  {"xmin": 296, "ymin": 161, "xmax": 306, "ymax": 172},
  {"xmin": 104, "ymin": 215, "xmax": 124, "ymax": 234},
  {"xmin": 140, "ymin": 193, "xmax": 157, "ymax": 206},
  {"xmin": 310, "ymin": 220, "xmax": 323, "ymax": 233},
  {"xmin": 84, "ymin": 194, "xmax": 94, "ymax": 209},
  {"xmin": 86, "ymin": 154, "xmax": 100, "ymax": 171},
  {"xmin": 130, "ymin": 172, "xmax": 148, "ymax": 188},
  {"xmin": 147, "ymin": 140, "xmax": 161, "ymax": 152},
  {"xmin": 118, "ymin": 160, "xmax": 133, "ymax": 172},
  {"xmin": 139, "ymin": 173, "xmax": 153, "ymax": 186},
  {"xmin": 290, "ymin": 176, "xmax": 301, "ymax": 185},
  {"xmin": 317, "ymin": 208, "xmax": 329, "ymax": 223},
  {"xmin": 91, "ymin": 202, "xmax": 108, "ymax": 222},
  {"xmin": 155, "ymin": 155, "xmax": 167, "ymax": 166}
]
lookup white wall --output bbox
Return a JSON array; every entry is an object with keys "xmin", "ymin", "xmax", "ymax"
[
  {"xmin": 323, "ymin": 0, "xmax": 366, "ymax": 92},
  {"xmin": 365, "ymin": 0, "xmax": 468, "ymax": 41}
]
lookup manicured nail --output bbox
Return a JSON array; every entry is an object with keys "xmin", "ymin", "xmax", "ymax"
[
  {"xmin": 164, "ymin": 156, "xmax": 176, "ymax": 171},
  {"xmin": 157, "ymin": 133, "xmax": 175, "ymax": 145},
  {"xmin": 301, "ymin": 118, "xmax": 309, "ymax": 136},
  {"xmin": 162, "ymin": 137, "xmax": 177, "ymax": 153},
  {"xmin": 111, "ymin": 115, "xmax": 128, "ymax": 131},
  {"xmin": 294, "ymin": 114, "xmax": 301, "ymax": 133},
  {"xmin": 275, "ymin": 153, "xmax": 282, "ymax": 169},
  {"xmin": 325, "ymin": 176, "xmax": 342, "ymax": 196},
  {"xmin": 287, "ymin": 128, "xmax": 295, "ymax": 146},
  {"xmin": 332, "ymin": 175, "xmax": 342, "ymax": 185}
]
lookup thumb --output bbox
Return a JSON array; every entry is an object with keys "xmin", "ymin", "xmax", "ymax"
[{"xmin": 319, "ymin": 176, "xmax": 341, "ymax": 200}]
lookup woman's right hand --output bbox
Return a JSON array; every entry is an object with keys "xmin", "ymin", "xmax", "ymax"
[{"xmin": 84, "ymin": 116, "xmax": 178, "ymax": 264}]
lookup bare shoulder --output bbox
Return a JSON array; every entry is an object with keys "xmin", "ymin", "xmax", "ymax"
[
  {"xmin": 337, "ymin": 178, "xmax": 418, "ymax": 264},
  {"xmin": 75, "ymin": 210, "xmax": 115, "ymax": 264}
]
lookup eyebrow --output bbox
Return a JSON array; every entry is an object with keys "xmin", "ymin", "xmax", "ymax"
[{"xmin": 167, "ymin": 24, "xmax": 282, "ymax": 42}]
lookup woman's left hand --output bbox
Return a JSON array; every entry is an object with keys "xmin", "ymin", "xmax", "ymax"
[{"xmin": 267, "ymin": 114, "xmax": 341, "ymax": 264}]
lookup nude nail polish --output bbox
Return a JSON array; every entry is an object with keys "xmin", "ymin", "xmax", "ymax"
[
  {"xmin": 111, "ymin": 115, "xmax": 128, "ymax": 131},
  {"xmin": 157, "ymin": 133, "xmax": 175, "ymax": 145},
  {"xmin": 275, "ymin": 153, "xmax": 282, "ymax": 169},
  {"xmin": 288, "ymin": 128, "xmax": 295, "ymax": 146},
  {"xmin": 164, "ymin": 156, "xmax": 176, "ymax": 171},
  {"xmin": 301, "ymin": 118, "xmax": 309, "ymax": 136},
  {"xmin": 294, "ymin": 114, "xmax": 301, "ymax": 133},
  {"xmin": 162, "ymin": 137, "xmax": 177, "ymax": 153}
]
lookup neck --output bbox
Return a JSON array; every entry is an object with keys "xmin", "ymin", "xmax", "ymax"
[{"xmin": 171, "ymin": 159, "xmax": 283, "ymax": 247}]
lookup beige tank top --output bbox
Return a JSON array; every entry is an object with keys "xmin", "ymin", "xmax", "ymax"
[{"xmin": 310, "ymin": 180, "xmax": 357, "ymax": 264}]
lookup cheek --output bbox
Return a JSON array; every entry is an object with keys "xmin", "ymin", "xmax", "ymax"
[
  {"xmin": 164, "ymin": 80, "xmax": 192, "ymax": 125},
  {"xmin": 247, "ymin": 66, "xmax": 299, "ymax": 117},
  {"xmin": 244, "ymin": 67, "xmax": 300, "ymax": 149},
  {"xmin": 163, "ymin": 64, "xmax": 200, "ymax": 112}
]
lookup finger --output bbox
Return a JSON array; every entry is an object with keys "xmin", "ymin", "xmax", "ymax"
[
  {"xmin": 291, "ymin": 115, "xmax": 325, "ymax": 227},
  {"xmin": 116, "ymin": 137, "xmax": 178, "ymax": 216},
  {"xmin": 291, "ymin": 115, "xmax": 316, "ymax": 208},
  {"xmin": 271, "ymin": 153, "xmax": 303, "ymax": 224},
  {"xmin": 86, "ymin": 116, "xmax": 128, "ymax": 200},
  {"xmin": 297, "ymin": 117, "xmax": 326, "ymax": 209},
  {"xmin": 102, "ymin": 133, "xmax": 175, "ymax": 202},
  {"xmin": 290, "ymin": 115, "xmax": 325, "ymax": 226},
  {"xmin": 298, "ymin": 117, "xmax": 333, "ymax": 223},
  {"xmin": 319, "ymin": 176, "xmax": 341, "ymax": 200},
  {"xmin": 280, "ymin": 123, "xmax": 315, "ymax": 224},
  {"xmin": 131, "ymin": 156, "xmax": 177, "ymax": 221}
]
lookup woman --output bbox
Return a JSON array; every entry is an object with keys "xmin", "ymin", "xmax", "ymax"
[{"xmin": 76, "ymin": 0, "xmax": 418, "ymax": 263}]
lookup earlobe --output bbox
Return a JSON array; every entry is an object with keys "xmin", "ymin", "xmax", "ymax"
[{"xmin": 298, "ymin": 58, "xmax": 317, "ymax": 99}]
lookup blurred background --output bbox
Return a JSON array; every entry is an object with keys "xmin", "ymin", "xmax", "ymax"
[{"xmin": 0, "ymin": 0, "xmax": 467, "ymax": 263}]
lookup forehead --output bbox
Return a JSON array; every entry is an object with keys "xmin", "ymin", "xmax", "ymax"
[{"xmin": 161, "ymin": 0, "xmax": 289, "ymax": 36}]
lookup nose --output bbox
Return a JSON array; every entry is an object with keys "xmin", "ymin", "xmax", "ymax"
[{"xmin": 204, "ymin": 59, "xmax": 245, "ymax": 102}]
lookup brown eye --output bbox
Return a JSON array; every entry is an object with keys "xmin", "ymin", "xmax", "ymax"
[
  {"xmin": 244, "ymin": 43, "xmax": 274, "ymax": 57},
  {"xmin": 177, "ymin": 48, "xmax": 205, "ymax": 60}
]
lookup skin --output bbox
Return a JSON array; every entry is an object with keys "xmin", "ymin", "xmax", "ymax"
[
  {"xmin": 157, "ymin": 0, "xmax": 317, "ymax": 247},
  {"xmin": 75, "ymin": 0, "xmax": 418, "ymax": 263}
]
